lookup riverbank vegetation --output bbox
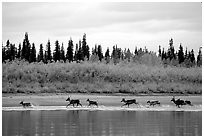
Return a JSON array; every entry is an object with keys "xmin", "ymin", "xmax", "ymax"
[
  {"xmin": 2, "ymin": 33, "xmax": 202, "ymax": 95},
  {"xmin": 2, "ymin": 59, "xmax": 202, "ymax": 95}
]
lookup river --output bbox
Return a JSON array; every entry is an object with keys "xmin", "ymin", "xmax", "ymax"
[{"xmin": 2, "ymin": 109, "xmax": 202, "ymax": 136}]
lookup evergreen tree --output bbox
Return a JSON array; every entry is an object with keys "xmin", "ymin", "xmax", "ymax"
[
  {"xmin": 121, "ymin": 50, "xmax": 124, "ymax": 60},
  {"xmin": 105, "ymin": 47, "xmax": 110, "ymax": 63},
  {"xmin": 144, "ymin": 46, "xmax": 148, "ymax": 53},
  {"xmin": 82, "ymin": 33, "xmax": 87, "ymax": 60},
  {"xmin": 77, "ymin": 40, "xmax": 83, "ymax": 61},
  {"xmin": 126, "ymin": 48, "xmax": 131, "ymax": 62},
  {"xmin": 30, "ymin": 43, "xmax": 36, "ymax": 62},
  {"xmin": 4, "ymin": 40, "xmax": 16, "ymax": 61},
  {"xmin": 2, "ymin": 44, "xmax": 6, "ymax": 62},
  {"xmin": 190, "ymin": 49, "xmax": 195, "ymax": 64},
  {"xmin": 197, "ymin": 47, "xmax": 202, "ymax": 67},
  {"xmin": 178, "ymin": 43, "xmax": 184, "ymax": 64},
  {"xmin": 10, "ymin": 43, "xmax": 16, "ymax": 61},
  {"xmin": 86, "ymin": 45, "xmax": 90, "ymax": 60},
  {"xmin": 183, "ymin": 49, "xmax": 192, "ymax": 67},
  {"xmin": 22, "ymin": 32, "xmax": 31, "ymax": 61},
  {"xmin": 117, "ymin": 48, "xmax": 122, "ymax": 59},
  {"xmin": 185, "ymin": 47, "xmax": 188, "ymax": 59},
  {"xmin": 111, "ymin": 45, "xmax": 116, "ymax": 59},
  {"xmin": 137, "ymin": 48, "xmax": 144, "ymax": 57},
  {"xmin": 92, "ymin": 47, "xmax": 95, "ymax": 55},
  {"xmin": 16, "ymin": 43, "xmax": 21, "ymax": 59},
  {"xmin": 97, "ymin": 45, "xmax": 103, "ymax": 61},
  {"xmin": 168, "ymin": 38, "xmax": 176, "ymax": 60},
  {"xmin": 46, "ymin": 40, "xmax": 52, "ymax": 62},
  {"xmin": 94, "ymin": 44, "xmax": 98, "ymax": 55},
  {"xmin": 60, "ymin": 43, "xmax": 66, "ymax": 62},
  {"xmin": 111, "ymin": 45, "xmax": 117, "ymax": 64},
  {"xmin": 53, "ymin": 40, "xmax": 60, "ymax": 62},
  {"xmin": 158, "ymin": 45, "xmax": 162, "ymax": 57},
  {"xmin": 66, "ymin": 39, "xmax": 74, "ymax": 62},
  {"xmin": 161, "ymin": 48, "xmax": 166, "ymax": 60},
  {"xmin": 37, "ymin": 44, "xmax": 44, "ymax": 62},
  {"xmin": 74, "ymin": 43, "xmax": 79, "ymax": 62},
  {"xmin": 134, "ymin": 46, "xmax": 138, "ymax": 55},
  {"xmin": 5, "ymin": 40, "xmax": 11, "ymax": 61}
]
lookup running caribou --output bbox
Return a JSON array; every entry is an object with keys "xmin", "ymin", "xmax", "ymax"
[
  {"xmin": 121, "ymin": 98, "xmax": 140, "ymax": 107},
  {"xmin": 171, "ymin": 96, "xmax": 192, "ymax": 108},
  {"xmin": 20, "ymin": 101, "xmax": 32, "ymax": 107},
  {"xmin": 147, "ymin": 100, "xmax": 160, "ymax": 107},
  {"xmin": 66, "ymin": 97, "xmax": 82, "ymax": 107},
  {"xmin": 87, "ymin": 99, "xmax": 98, "ymax": 107}
]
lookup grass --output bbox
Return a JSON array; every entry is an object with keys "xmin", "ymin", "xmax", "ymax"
[{"xmin": 2, "ymin": 60, "xmax": 202, "ymax": 95}]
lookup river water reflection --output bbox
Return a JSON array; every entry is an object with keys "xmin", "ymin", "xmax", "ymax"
[{"xmin": 2, "ymin": 110, "xmax": 202, "ymax": 136}]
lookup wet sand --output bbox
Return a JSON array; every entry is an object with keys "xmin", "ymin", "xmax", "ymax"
[{"xmin": 2, "ymin": 93, "xmax": 202, "ymax": 107}]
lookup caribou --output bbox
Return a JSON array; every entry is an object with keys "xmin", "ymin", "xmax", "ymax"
[
  {"xmin": 121, "ymin": 98, "xmax": 140, "ymax": 107},
  {"xmin": 171, "ymin": 97, "xmax": 192, "ymax": 108},
  {"xmin": 147, "ymin": 100, "xmax": 160, "ymax": 107},
  {"xmin": 20, "ymin": 101, "xmax": 32, "ymax": 107},
  {"xmin": 66, "ymin": 97, "xmax": 82, "ymax": 107},
  {"xmin": 87, "ymin": 99, "xmax": 98, "ymax": 107}
]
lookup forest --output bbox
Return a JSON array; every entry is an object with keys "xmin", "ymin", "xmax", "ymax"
[{"xmin": 2, "ymin": 33, "xmax": 202, "ymax": 95}]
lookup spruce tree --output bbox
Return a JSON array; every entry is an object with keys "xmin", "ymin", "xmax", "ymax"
[
  {"xmin": 86, "ymin": 45, "xmax": 90, "ymax": 60},
  {"xmin": 30, "ymin": 43, "xmax": 36, "ymax": 62},
  {"xmin": 81, "ymin": 33, "xmax": 89, "ymax": 60},
  {"xmin": 82, "ymin": 34, "xmax": 86, "ymax": 60},
  {"xmin": 60, "ymin": 43, "xmax": 65, "ymax": 62},
  {"xmin": 190, "ymin": 49, "xmax": 195, "ymax": 64},
  {"xmin": 134, "ymin": 46, "xmax": 138, "ymax": 56},
  {"xmin": 112, "ymin": 45, "xmax": 116, "ymax": 59},
  {"xmin": 197, "ymin": 47, "xmax": 202, "ymax": 67},
  {"xmin": 112, "ymin": 45, "xmax": 119, "ymax": 64},
  {"xmin": 5, "ymin": 40, "xmax": 11, "ymax": 61},
  {"xmin": 16, "ymin": 43, "xmax": 21, "ymax": 59},
  {"xmin": 53, "ymin": 40, "xmax": 60, "ymax": 62},
  {"xmin": 105, "ymin": 47, "xmax": 110, "ymax": 63},
  {"xmin": 22, "ymin": 32, "xmax": 31, "ymax": 61},
  {"xmin": 97, "ymin": 45, "xmax": 103, "ymax": 61},
  {"xmin": 37, "ymin": 44, "xmax": 44, "ymax": 62},
  {"xmin": 185, "ymin": 47, "xmax": 188, "ymax": 59},
  {"xmin": 10, "ymin": 43, "xmax": 16, "ymax": 61},
  {"xmin": 161, "ymin": 48, "xmax": 165, "ymax": 60},
  {"xmin": 2, "ymin": 44, "xmax": 6, "ymax": 62},
  {"xmin": 167, "ymin": 38, "xmax": 176, "ymax": 60},
  {"xmin": 74, "ymin": 43, "xmax": 79, "ymax": 62},
  {"xmin": 92, "ymin": 47, "xmax": 95, "ymax": 55},
  {"xmin": 158, "ymin": 45, "xmax": 161, "ymax": 57},
  {"xmin": 126, "ymin": 48, "xmax": 131, "ymax": 62},
  {"xmin": 117, "ymin": 48, "xmax": 122, "ymax": 59},
  {"xmin": 178, "ymin": 43, "xmax": 184, "ymax": 64},
  {"xmin": 77, "ymin": 40, "xmax": 82, "ymax": 61},
  {"xmin": 94, "ymin": 44, "xmax": 98, "ymax": 55},
  {"xmin": 66, "ymin": 38, "xmax": 74, "ymax": 62},
  {"xmin": 46, "ymin": 40, "xmax": 52, "ymax": 62}
]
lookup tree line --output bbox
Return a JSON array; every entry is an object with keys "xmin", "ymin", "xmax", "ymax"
[
  {"xmin": 158, "ymin": 38, "xmax": 202, "ymax": 67},
  {"xmin": 2, "ymin": 32, "xmax": 202, "ymax": 67}
]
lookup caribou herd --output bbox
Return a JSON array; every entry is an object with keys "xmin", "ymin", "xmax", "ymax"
[{"xmin": 19, "ymin": 96, "xmax": 193, "ymax": 108}]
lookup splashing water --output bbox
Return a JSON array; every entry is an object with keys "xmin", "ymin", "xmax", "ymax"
[{"xmin": 2, "ymin": 104, "xmax": 202, "ymax": 112}]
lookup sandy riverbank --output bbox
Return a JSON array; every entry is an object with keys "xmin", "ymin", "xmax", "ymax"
[{"xmin": 2, "ymin": 93, "xmax": 202, "ymax": 107}]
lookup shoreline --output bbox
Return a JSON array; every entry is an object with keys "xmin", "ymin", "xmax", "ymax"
[
  {"xmin": 2, "ymin": 92, "xmax": 202, "ymax": 97},
  {"xmin": 2, "ymin": 93, "xmax": 202, "ymax": 107}
]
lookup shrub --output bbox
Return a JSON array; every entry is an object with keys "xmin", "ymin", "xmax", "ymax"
[{"xmin": 2, "ymin": 60, "xmax": 202, "ymax": 94}]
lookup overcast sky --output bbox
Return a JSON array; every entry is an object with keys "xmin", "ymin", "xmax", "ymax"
[{"xmin": 2, "ymin": 2, "xmax": 202, "ymax": 54}]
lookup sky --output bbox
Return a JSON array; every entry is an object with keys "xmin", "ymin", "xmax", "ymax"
[{"xmin": 2, "ymin": 2, "xmax": 202, "ymax": 55}]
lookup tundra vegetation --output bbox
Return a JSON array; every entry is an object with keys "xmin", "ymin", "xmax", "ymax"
[{"xmin": 2, "ymin": 33, "xmax": 202, "ymax": 95}]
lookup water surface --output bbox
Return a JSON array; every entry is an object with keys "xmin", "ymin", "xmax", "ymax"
[{"xmin": 2, "ymin": 110, "xmax": 201, "ymax": 136}]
